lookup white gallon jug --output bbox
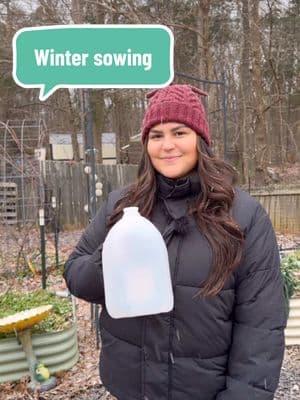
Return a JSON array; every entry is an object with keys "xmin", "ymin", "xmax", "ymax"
[{"xmin": 102, "ymin": 207, "xmax": 174, "ymax": 318}]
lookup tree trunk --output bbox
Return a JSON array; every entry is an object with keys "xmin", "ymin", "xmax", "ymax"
[
  {"xmin": 195, "ymin": 1, "xmax": 221, "ymax": 155},
  {"xmin": 67, "ymin": 92, "xmax": 81, "ymax": 161},
  {"xmin": 71, "ymin": 0, "xmax": 81, "ymax": 23},
  {"xmin": 195, "ymin": 0, "xmax": 212, "ymax": 80},
  {"xmin": 92, "ymin": 91, "xmax": 104, "ymax": 163},
  {"xmin": 250, "ymin": 0, "xmax": 269, "ymax": 185},
  {"xmin": 239, "ymin": 0, "xmax": 253, "ymax": 184}
]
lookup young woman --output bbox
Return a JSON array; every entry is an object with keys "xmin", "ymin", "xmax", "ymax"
[{"xmin": 64, "ymin": 84, "xmax": 287, "ymax": 400}]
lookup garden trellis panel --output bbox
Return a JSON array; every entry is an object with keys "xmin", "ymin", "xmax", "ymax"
[{"xmin": 0, "ymin": 119, "xmax": 47, "ymax": 225}]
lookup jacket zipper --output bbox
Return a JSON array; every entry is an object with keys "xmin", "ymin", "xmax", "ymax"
[{"xmin": 168, "ymin": 237, "xmax": 183, "ymax": 400}]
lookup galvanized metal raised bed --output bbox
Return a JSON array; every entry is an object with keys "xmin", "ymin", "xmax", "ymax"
[
  {"xmin": 285, "ymin": 298, "xmax": 300, "ymax": 346},
  {"xmin": 0, "ymin": 323, "xmax": 79, "ymax": 383}
]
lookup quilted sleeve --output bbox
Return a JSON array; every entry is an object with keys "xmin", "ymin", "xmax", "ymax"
[
  {"xmin": 63, "ymin": 199, "xmax": 108, "ymax": 304},
  {"xmin": 216, "ymin": 203, "xmax": 288, "ymax": 400}
]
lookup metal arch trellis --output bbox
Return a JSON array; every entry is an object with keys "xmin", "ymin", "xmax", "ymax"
[
  {"xmin": 0, "ymin": 118, "xmax": 52, "ymax": 289},
  {"xmin": 0, "ymin": 118, "xmax": 48, "ymax": 225}
]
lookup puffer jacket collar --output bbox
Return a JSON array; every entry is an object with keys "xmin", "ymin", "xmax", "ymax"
[
  {"xmin": 156, "ymin": 170, "xmax": 201, "ymax": 200},
  {"xmin": 156, "ymin": 171, "xmax": 201, "ymax": 246}
]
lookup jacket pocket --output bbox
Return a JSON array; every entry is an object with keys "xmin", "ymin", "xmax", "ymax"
[{"xmin": 99, "ymin": 327, "xmax": 141, "ymax": 400}]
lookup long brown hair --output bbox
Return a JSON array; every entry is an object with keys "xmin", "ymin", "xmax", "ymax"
[{"xmin": 108, "ymin": 137, "xmax": 244, "ymax": 296}]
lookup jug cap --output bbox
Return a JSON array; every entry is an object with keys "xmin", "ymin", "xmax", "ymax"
[{"xmin": 123, "ymin": 207, "xmax": 139, "ymax": 215}]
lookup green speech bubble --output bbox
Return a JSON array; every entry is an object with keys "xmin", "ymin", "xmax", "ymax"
[{"xmin": 13, "ymin": 25, "xmax": 174, "ymax": 101}]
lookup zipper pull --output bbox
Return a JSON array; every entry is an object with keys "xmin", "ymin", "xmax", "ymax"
[{"xmin": 169, "ymin": 352, "xmax": 175, "ymax": 364}]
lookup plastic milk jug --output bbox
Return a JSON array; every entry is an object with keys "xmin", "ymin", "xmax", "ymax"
[{"xmin": 102, "ymin": 207, "xmax": 174, "ymax": 318}]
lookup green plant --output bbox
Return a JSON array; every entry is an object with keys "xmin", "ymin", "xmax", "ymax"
[
  {"xmin": 280, "ymin": 251, "xmax": 300, "ymax": 311},
  {"xmin": 0, "ymin": 289, "xmax": 73, "ymax": 339}
]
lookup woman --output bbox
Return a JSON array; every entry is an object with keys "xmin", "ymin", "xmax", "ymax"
[{"xmin": 64, "ymin": 84, "xmax": 287, "ymax": 400}]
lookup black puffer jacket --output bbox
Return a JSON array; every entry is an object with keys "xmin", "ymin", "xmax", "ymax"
[{"xmin": 64, "ymin": 174, "xmax": 287, "ymax": 400}]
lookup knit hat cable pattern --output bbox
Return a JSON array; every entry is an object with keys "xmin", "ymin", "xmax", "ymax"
[{"xmin": 141, "ymin": 84, "xmax": 210, "ymax": 145}]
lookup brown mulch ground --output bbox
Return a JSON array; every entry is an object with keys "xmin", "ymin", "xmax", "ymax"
[{"xmin": 0, "ymin": 229, "xmax": 299, "ymax": 400}]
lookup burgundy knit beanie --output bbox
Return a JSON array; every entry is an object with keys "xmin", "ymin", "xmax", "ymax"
[{"xmin": 141, "ymin": 84, "xmax": 210, "ymax": 145}]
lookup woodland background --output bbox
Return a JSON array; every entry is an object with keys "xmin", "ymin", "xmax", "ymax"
[{"xmin": 0, "ymin": 0, "xmax": 299, "ymax": 186}]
